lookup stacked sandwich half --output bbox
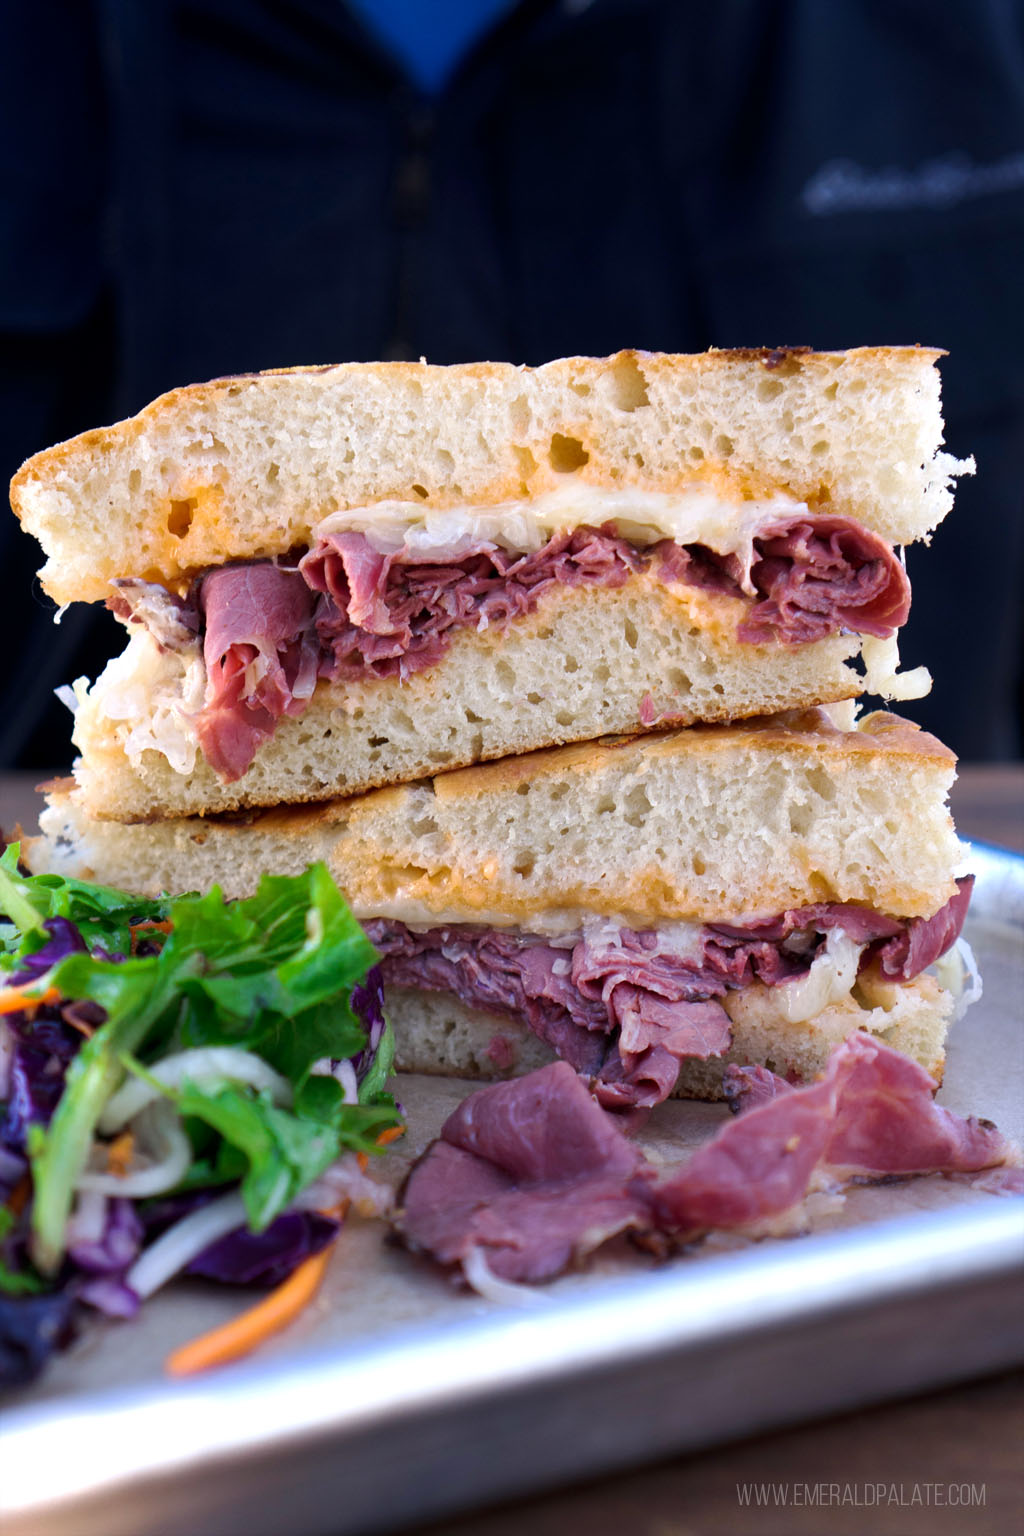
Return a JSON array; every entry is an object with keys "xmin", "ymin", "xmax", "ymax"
[{"xmin": 14, "ymin": 347, "xmax": 979, "ymax": 1108}]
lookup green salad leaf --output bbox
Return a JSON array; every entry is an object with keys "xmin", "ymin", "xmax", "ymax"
[
  {"xmin": 358, "ymin": 1017, "xmax": 397, "ymax": 1106},
  {"xmin": 0, "ymin": 842, "xmax": 169, "ymax": 964},
  {"xmin": 0, "ymin": 1209, "xmax": 49, "ymax": 1296},
  {"xmin": 19, "ymin": 862, "xmax": 397, "ymax": 1273},
  {"xmin": 171, "ymin": 1084, "xmax": 339, "ymax": 1231},
  {"xmin": 166, "ymin": 1079, "xmax": 397, "ymax": 1229}
]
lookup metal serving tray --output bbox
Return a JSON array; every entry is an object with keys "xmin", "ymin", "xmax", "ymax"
[{"xmin": 2, "ymin": 844, "xmax": 1022, "ymax": 1536}]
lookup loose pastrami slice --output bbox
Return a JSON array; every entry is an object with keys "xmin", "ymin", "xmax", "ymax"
[
  {"xmin": 181, "ymin": 515, "xmax": 908, "ymax": 780},
  {"xmin": 649, "ymin": 1033, "xmax": 1016, "ymax": 1236},
  {"xmin": 368, "ymin": 879, "xmax": 974, "ymax": 1112},
  {"xmin": 395, "ymin": 1036, "xmax": 1019, "ymax": 1285},
  {"xmin": 396, "ymin": 1062, "xmax": 650, "ymax": 1282}
]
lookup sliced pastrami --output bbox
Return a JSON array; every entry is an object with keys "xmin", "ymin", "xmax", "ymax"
[
  {"xmin": 299, "ymin": 517, "xmax": 909, "ymax": 682},
  {"xmin": 396, "ymin": 1036, "xmax": 1019, "ymax": 1285},
  {"xmin": 366, "ymin": 924, "xmax": 608, "ymax": 1076},
  {"xmin": 367, "ymin": 920, "xmax": 732, "ymax": 1108},
  {"xmin": 195, "ymin": 563, "xmax": 318, "ymax": 780},
  {"xmin": 813, "ymin": 1032, "xmax": 1006, "ymax": 1177},
  {"xmin": 299, "ymin": 525, "xmax": 643, "ymax": 682},
  {"xmin": 722, "ymin": 1062, "xmax": 794, "ymax": 1116},
  {"xmin": 870, "ymin": 876, "xmax": 974, "ymax": 980},
  {"xmin": 593, "ymin": 1035, "xmax": 701, "ymax": 1112},
  {"xmin": 397, "ymin": 1062, "xmax": 649, "ymax": 1281},
  {"xmin": 706, "ymin": 902, "xmax": 903, "ymax": 948},
  {"xmin": 648, "ymin": 1051, "xmax": 859, "ymax": 1234},
  {"xmin": 369, "ymin": 883, "xmax": 973, "ymax": 1111},
  {"xmin": 737, "ymin": 516, "xmax": 911, "ymax": 644},
  {"xmin": 566, "ymin": 923, "xmax": 732, "ymax": 1107},
  {"xmin": 180, "ymin": 514, "xmax": 908, "ymax": 779},
  {"xmin": 649, "ymin": 1032, "xmax": 1014, "ymax": 1236}
]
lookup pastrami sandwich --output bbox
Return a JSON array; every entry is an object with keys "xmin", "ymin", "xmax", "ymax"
[
  {"xmin": 11, "ymin": 348, "xmax": 969, "ymax": 823},
  {"xmin": 29, "ymin": 707, "xmax": 979, "ymax": 1108}
]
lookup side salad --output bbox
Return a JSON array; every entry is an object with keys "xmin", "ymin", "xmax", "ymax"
[{"xmin": 0, "ymin": 845, "xmax": 400, "ymax": 1386}]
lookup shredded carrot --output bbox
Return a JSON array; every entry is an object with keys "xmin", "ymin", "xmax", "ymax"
[
  {"xmin": 5, "ymin": 1174, "xmax": 31, "ymax": 1217},
  {"xmin": 165, "ymin": 1202, "xmax": 349, "ymax": 1378},
  {"xmin": 64, "ymin": 1013, "xmax": 96, "ymax": 1039},
  {"xmin": 130, "ymin": 920, "xmax": 173, "ymax": 953},
  {"xmin": 105, "ymin": 1131, "xmax": 135, "ymax": 1177},
  {"xmin": 161, "ymin": 1127, "xmax": 408, "ymax": 1377},
  {"xmin": 0, "ymin": 984, "xmax": 61, "ymax": 1016},
  {"xmin": 358, "ymin": 1123, "xmax": 405, "ymax": 1173}
]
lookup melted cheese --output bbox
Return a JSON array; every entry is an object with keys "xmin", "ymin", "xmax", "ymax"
[
  {"xmin": 390, "ymin": 909, "xmax": 705, "ymax": 943},
  {"xmin": 315, "ymin": 484, "xmax": 808, "ymax": 593},
  {"xmin": 773, "ymin": 929, "xmax": 866, "ymax": 1023}
]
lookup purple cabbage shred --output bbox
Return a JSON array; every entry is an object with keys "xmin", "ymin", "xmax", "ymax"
[
  {"xmin": 1, "ymin": 919, "xmax": 109, "ymax": 1177},
  {"xmin": 349, "ymin": 965, "xmax": 386, "ymax": 1082},
  {"xmin": 8, "ymin": 918, "xmax": 88, "ymax": 985},
  {"xmin": 142, "ymin": 1192, "xmax": 339, "ymax": 1289},
  {"xmin": 0, "ymin": 1292, "xmax": 77, "ymax": 1387},
  {"xmin": 67, "ymin": 1196, "xmax": 144, "ymax": 1318},
  {"xmin": 186, "ymin": 1210, "xmax": 340, "ymax": 1288}
]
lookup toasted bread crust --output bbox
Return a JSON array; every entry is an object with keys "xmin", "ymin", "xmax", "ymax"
[
  {"xmin": 13, "ymin": 345, "xmax": 943, "ymax": 487},
  {"xmin": 11, "ymin": 347, "xmax": 967, "ymax": 604},
  {"xmin": 31, "ymin": 710, "xmax": 961, "ymax": 926}
]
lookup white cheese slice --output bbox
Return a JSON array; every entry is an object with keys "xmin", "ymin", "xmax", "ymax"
[{"xmin": 315, "ymin": 484, "xmax": 809, "ymax": 594}]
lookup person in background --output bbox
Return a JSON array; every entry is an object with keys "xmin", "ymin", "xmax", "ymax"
[{"xmin": 2, "ymin": 0, "xmax": 1021, "ymax": 766}]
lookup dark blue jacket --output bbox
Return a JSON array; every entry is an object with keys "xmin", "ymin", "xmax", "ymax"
[{"xmin": 2, "ymin": 0, "xmax": 1022, "ymax": 763}]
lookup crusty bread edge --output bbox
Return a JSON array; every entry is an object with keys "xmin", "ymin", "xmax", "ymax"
[{"xmin": 10, "ymin": 345, "xmax": 946, "ymax": 508}]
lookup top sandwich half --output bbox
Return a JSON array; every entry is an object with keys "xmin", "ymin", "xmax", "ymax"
[{"xmin": 11, "ymin": 347, "xmax": 971, "ymax": 821}]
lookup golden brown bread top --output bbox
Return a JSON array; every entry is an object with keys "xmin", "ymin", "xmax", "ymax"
[
  {"xmin": 33, "ymin": 709, "xmax": 961, "ymax": 927},
  {"xmin": 11, "ymin": 347, "xmax": 965, "ymax": 604},
  {"xmin": 414, "ymin": 707, "xmax": 955, "ymax": 805},
  {"xmin": 13, "ymin": 344, "xmax": 943, "ymax": 488}
]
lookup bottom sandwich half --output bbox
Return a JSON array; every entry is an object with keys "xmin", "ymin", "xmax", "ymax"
[{"xmin": 30, "ymin": 708, "xmax": 979, "ymax": 1107}]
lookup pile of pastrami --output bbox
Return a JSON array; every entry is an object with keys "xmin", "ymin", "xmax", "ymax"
[
  {"xmin": 396, "ymin": 1038, "xmax": 1023, "ymax": 1286},
  {"xmin": 110, "ymin": 515, "xmax": 909, "ymax": 780},
  {"xmin": 366, "ymin": 878, "xmax": 973, "ymax": 1112}
]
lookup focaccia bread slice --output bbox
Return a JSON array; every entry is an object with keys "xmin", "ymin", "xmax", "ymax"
[
  {"xmin": 33, "ymin": 709, "xmax": 962, "ymax": 923},
  {"xmin": 13, "ymin": 347, "xmax": 967, "ymax": 605}
]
